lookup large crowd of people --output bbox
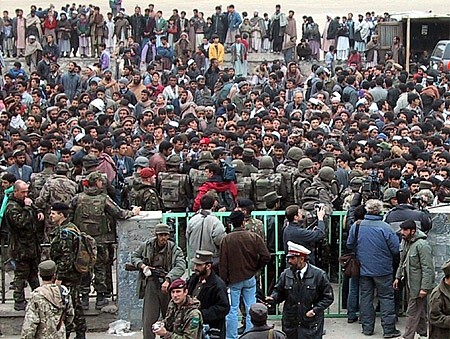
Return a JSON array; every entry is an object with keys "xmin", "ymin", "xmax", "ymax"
[{"xmin": 0, "ymin": 2, "xmax": 450, "ymax": 339}]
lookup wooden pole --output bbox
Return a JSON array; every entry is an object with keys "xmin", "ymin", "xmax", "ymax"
[{"xmin": 406, "ymin": 16, "xmax": 411, "ymax": 73}]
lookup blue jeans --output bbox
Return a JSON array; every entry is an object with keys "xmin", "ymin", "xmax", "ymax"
[
  {"xmin": 359, "ymin": 275, "xmax": 397, "ymax": 335},
  {"xmin": 347, "ymin": 276, "xmax": 359, "ymax": 320},
  {"xmin": 226, "ymin": 276, "xmax": 256, "ymax": 339}
]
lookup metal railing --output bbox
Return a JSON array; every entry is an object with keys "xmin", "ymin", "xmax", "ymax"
[{"xmin": 1, "ymin": 210, "xmax": 350, "ymax": 318}]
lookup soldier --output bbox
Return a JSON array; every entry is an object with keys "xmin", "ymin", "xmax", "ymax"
[
  {"xmin": 72, "ymin": 172, "xmax": 140, "ymax": 310},
  {"xmin": 36, "ymin": 162, "xmax": 78, "ymax": 242},
  {"xmin": 293, "ymin": 158, "xmax": 314, "ymax": 204},
  {"xmin": 122, "ymin": 156, "xmax": 149, "ymax": 209},
  {"xmin": 251, "ymin": 156, "xmax": 285, "ymax": 210},
  {"xmin": 276, "ymin": 146, "xmax": 302, "ymax": 207},
  {"xmin": 153, "ymin": 279, "xmax": 203, "ymax": 339},
  {"xmin": 236, "ymin": 198, "xmax": 265, "ymax": 240},
  {"xmin": 128, "ymin": 167, "xmax": 164, "ymax": 211},
  {"xmin": 5, "ymin": 180, "xmax": 44, "ymax": 311},
  {"xmin": 308, "ymin": 166, "xmax": 338, "ymax": 213},
  {"xmin": 233, "ymin": 159, "xmax": 253, "ymax": 200},
  {"xmin": 242, "ymin": 148, "xmax": 259, "ymax": 177},
  {"xmin": 189, "ymin": 151, "xmax": 215, "ymax": 197},
  {"xmin": 29, "ymin": 153, "xmax": 58, "ymax": 199},
  {"xmin": 131, "ymin": 224, "xmax": 186, "ymax": 339},
  {"xmin": 238, "ymin": 303, "xmax": 286, "ymax": 339},
  {"xmin": 266, "ymin": 242, "xmax": 334, "ymax": 339},
  {"xmin": 158, "ymin": 154, "xmax": 192, "ymax": 250},
  {"xmin": 341, "ymin": 172, "xmax": 364, "ymax": 211},
  {"xmin": 382, "ymin": 187, "xmax": 398, "ymax": 212},
  {"xmin": 21, "ymin": 260, "xmax": 74, "ymax": 339},
  {"xmin": 50, "ymin": 203, "xmax": 87, "ymax": 339}
]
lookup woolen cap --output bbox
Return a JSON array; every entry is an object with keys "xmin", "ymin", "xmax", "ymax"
[
  {"xmin": 155, "ymin": 223, "xmax": 171, "ymax": 235},
  {"xmin": 38, "ymin": 260, "xmax": 57, "ymax": 276}
]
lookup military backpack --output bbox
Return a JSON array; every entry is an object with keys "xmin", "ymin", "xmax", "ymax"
[{"xmin": 62, "ymin": 225, "xmax": 98, "ymax": 274}]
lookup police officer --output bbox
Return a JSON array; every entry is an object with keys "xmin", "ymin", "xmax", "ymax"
[
  {"xmin": 238, "ymin": 303, "xmax": 286, "ymax": 339},
  {"xmin": 153, "ymin": 279, "xmax": 203, "ymax": 339},
  {"xmin": 50, "ymin": 203, "xmax": 87, "ymax": 339},
  {"xmin": 72, "ymin": 172, "xmax": 140, "ymax": 310},
  {"xmin": 21, "ymin": 260, "xmax": 74, "ymax": 339},
  {"xmin": 266, "ymin": 241, "xmax": 334, "ymax": 339},
  {"xmin": 131, "ymin": 224, "xmax": 186, "ymax": 339}
]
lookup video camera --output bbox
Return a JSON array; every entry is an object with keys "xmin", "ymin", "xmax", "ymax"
[{"xmin": 361, "ymin": 171, "xmax": 382, "ymax": 200}]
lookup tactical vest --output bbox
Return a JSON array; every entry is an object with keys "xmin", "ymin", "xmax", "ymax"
[
  {"xmin": 251, "ymin": 172, "xmax": 282, "ymax": 210},
  {"xmin": 276, "ymin": 164, "xmax": 299, "ymax": 206},
  {"xmin": 48, "ymin": 177, "xmax": 77, "ymax": 205},
  {"xmin": 236, "ymin": 174, "xmax": 252, "ymax": 200},
  {"xmin": 159, "ymin": 172, "xmax": 188, "ymax": 209},
  {"xmin": 189, "ymin": 168, "xmax": 208, "ymax": 197},
  {"xmin": 73, "ymin": 193, "xmax": 108, "ymax": 238},
  {"xmin": 31, "ymin": 172, "xmax": 55, "ymax": 198},
  {"xmin": 294, "ymin": 176, "xmax": 312, "ymax": 204}
]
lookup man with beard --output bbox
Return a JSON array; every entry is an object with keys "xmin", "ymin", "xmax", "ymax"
[
  {"xmin": 128, "ymin": 72, "xmax": 147, "ymax": 102},
  {"xmin": 61, "ymin": 62, "xmax": 82, "ymax": 103},
  {"xmin": 393, "ymin": 220, "xmax": 434, "ymax": 339},
  {"xmin": 131, "ymin": 224, "xmax": 186, "ymax": 339},
  {"xmin": 7, "ymin": 150, "xmax": 32, "ymax": 183},
  {"xmin": 266, "ymin": 241, "xmax": 334, "ymax": 339},
  {"xmin": 187, "ymin": 250, "xmax": 230, "ymax": 338},
  {"xmin": 250, "ymin": 11, "xmax": 265, "ymax": 53}
]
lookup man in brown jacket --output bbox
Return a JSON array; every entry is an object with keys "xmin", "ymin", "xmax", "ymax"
[{"xmin": 219, "ymin": 210, "xmax": 271, "ymax": 339}]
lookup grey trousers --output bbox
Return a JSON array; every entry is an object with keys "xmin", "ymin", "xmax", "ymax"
[{"xmin": 142, "ymin": 278, "xmax": 169, "ymax": 339}]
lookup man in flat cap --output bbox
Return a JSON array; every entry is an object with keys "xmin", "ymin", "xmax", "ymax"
[
  {"xmin": 266, "ymin": 241, "xmax": 334, "ymax": 339},
  {"xmin": 132, "ymin": 223, "xmax": 186, "ymax": 339},
  {"xmin": 187, "ymin": 250, "xmax": 229, "ymax": 338},
  {"xmin": 153, "ymin": 278, "xmax": 203, "ymax": 339},
  {"xmin": 238, "ymin": 303, "xmax": 286, "ymax": 338},
  {"xmin": 429, "ymin": 259, "xmax": 450, "ymax": 339},
  {"xmin": 21, "ymin": 260, "xmax": 74, "ymax": 339},
  {"xmin": 50, "ymin": 203, "xmax": 88, "ymax": 339}
]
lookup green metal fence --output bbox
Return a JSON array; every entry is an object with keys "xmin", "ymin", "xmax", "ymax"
[{"xmin": 163, "ymin": 210, "xmax": 350, "ymax": 319}]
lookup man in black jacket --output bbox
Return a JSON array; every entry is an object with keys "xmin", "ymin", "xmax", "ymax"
[
  {"xmin": 187, "ymin": 250, "xmax": 230, "ymax": 339},
  {"xmin": 384, "ymin": 188, "xmax": 432, "ymax": 233},
  {"xmin": 266, "ymin": 241, "xmax": 334, "ymax": 339}
]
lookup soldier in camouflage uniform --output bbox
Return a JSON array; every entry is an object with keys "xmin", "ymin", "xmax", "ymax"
[
  {"xmin": 276, "ymin": 147, "xmax": 303, "ymax": 207},
  {"xmin": 158, "ymin": 154, "xmax": 192, "ymax": 251},
  {"xmin": 189, "ymin": 151, "xmax": 215, "ymax": 198},
  {"xmin": 36, "ymin": 162, "xmax": 78, "ymax": 243},
  {"xmin": 29, "ymin": 153, "xmax": 58, "ymax": 199},
  {"xmin": 242, "ymin": 148, "xmax": 259, "ymax": 177},
  {"xmin": 232, "ymin": 159, "xmax": 253, "ymax": 200},
  {"xmin": 122, "ymin": 156, "xmax": 149, "ymax": 209},
  {"xmin": 50, "ymin": 203, "xmax": 87, "ymax": 339},
  {"xmin": 293, "ymin": 158, "xmax": 315, "ymax": 204},
  {"xmin": 153, "ymin": 278, "xmax": 203, "ymax": 339},
  {"xmin": 5, "ymin": 180, "xmax": 44, "ymax": 311},
  {"xmin": 128, "ymin": 167, "xmax": 164, "ymax": 211},
  {"xmin": 72, "ymin": 172, "xmax": 140, "ymax": 310},
  {"xmin": 251, "ymin": 156, "xmax": 286, "ymax": 210},
  {"xmin": 236, "ymin": 198, "xmax": 265, "ymax": 240},
  {"xmin": 21, "ymin": 260, "xmax": 74, "ymax": 339}
]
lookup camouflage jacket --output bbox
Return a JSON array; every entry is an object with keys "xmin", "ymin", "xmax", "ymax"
[
  {"xmin": 276, "ymin": 162, "xmax": 300, "ymax": 206},
  {"xmin": 164, "ymin": 296, "xmax": 203, "ymax": 339},
  {"xmin": 5, "ymin": 196, "xmax": 41, "ymax": 260},
  {"xmin": 50, "ymin": 220, "xmax": 82, "ymax": 284},
  {"xmin": 128, "ymin": 182, "xmax": 164, "ymax": 211},
  {"xmin": 30, "ymin": 168, "xmax": 56, "ymax": 199},
  {"xmin": 21, "ymin": 284, "xmax": 74, "ymax": 339},
  {"xmin": 36, "ymin": 175, "xmax": 78, "ymax": 210},
  {"xmin": 243, "ymin": 216, "xmax": 265, "ymax": 240},
  {"xmin": 158, "ymin": 171, "xmax": 192, "ymax": 210},
  {"xmin": 72, "ymin": 186, "xmax": 134, "ymax": 242}
]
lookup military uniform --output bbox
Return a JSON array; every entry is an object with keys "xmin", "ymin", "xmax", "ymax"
[
  {"xmin": 30, "ymin": 167, "xmax": 57, "ymax": 199},
  {"xmin": 21, "ymin": 260, "xmax": 75, "ymax": 339},
  {"xmin": 276, "ymin": 161, "xmax": 300, "ymax": 208},
  {"xmin": 50, "ymin": 220, "xmax": 87, "ymax": 339},
  {"xmin": 163, "ymin": 295, "xmax": 203, "ymax": 339},
  {"xmin": 128, "ymin": 181, "xmax": 164, "ymax": 211},
  {"xmin": 243, "ymin": 216, "xmax": 265, "ymax": 241},
  {"xmin": 72, "ymin": 183, "xmax": 135, "ymax": 307},
  {"xmin": 251, "ymin": 170, "xmax": 285, "ymax": 210},
  {"xmin": 5, "ymin": 196, "xmax": 41, "ymax": 308}
]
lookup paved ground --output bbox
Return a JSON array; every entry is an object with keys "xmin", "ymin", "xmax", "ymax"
[{"xmin": 1, "ymin": 317, "xmax": 408, "ymax": 338}]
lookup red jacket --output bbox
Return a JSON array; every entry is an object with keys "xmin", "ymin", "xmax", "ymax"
[{"xmin": 193, "ymin": 179, "xmax": 238, "ymax": 211}]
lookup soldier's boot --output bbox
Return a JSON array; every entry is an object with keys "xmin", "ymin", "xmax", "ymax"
[
  {"xmin": 95, "ymin": 293, "xmax": 109, "ymax": 310},
  {"xmin": 81, "ymin": 294, "xmax": 89, "ymax": 310}
]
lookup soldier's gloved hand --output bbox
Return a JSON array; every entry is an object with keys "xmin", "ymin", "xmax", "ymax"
[{"xmin": 142, "ymin": 265, "xmax": 152, "ymax": 277}]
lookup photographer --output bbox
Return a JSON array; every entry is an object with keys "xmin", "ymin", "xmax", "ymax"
[
  {"xmin": 283, "ymin": 204, "xmax": 326, "ymax": 265},
  {"xmin": 384, "ymin": 189, "xmax": 432, "ymax": 234}
]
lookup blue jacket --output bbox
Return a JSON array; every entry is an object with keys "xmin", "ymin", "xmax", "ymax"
[
  {"xmin": 347, "ymin": 214, "xmax": 399, "ymax": 277},
  {"xmin": 227, "ymin": 12, "xmax": 242, "ymax": 30}
]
